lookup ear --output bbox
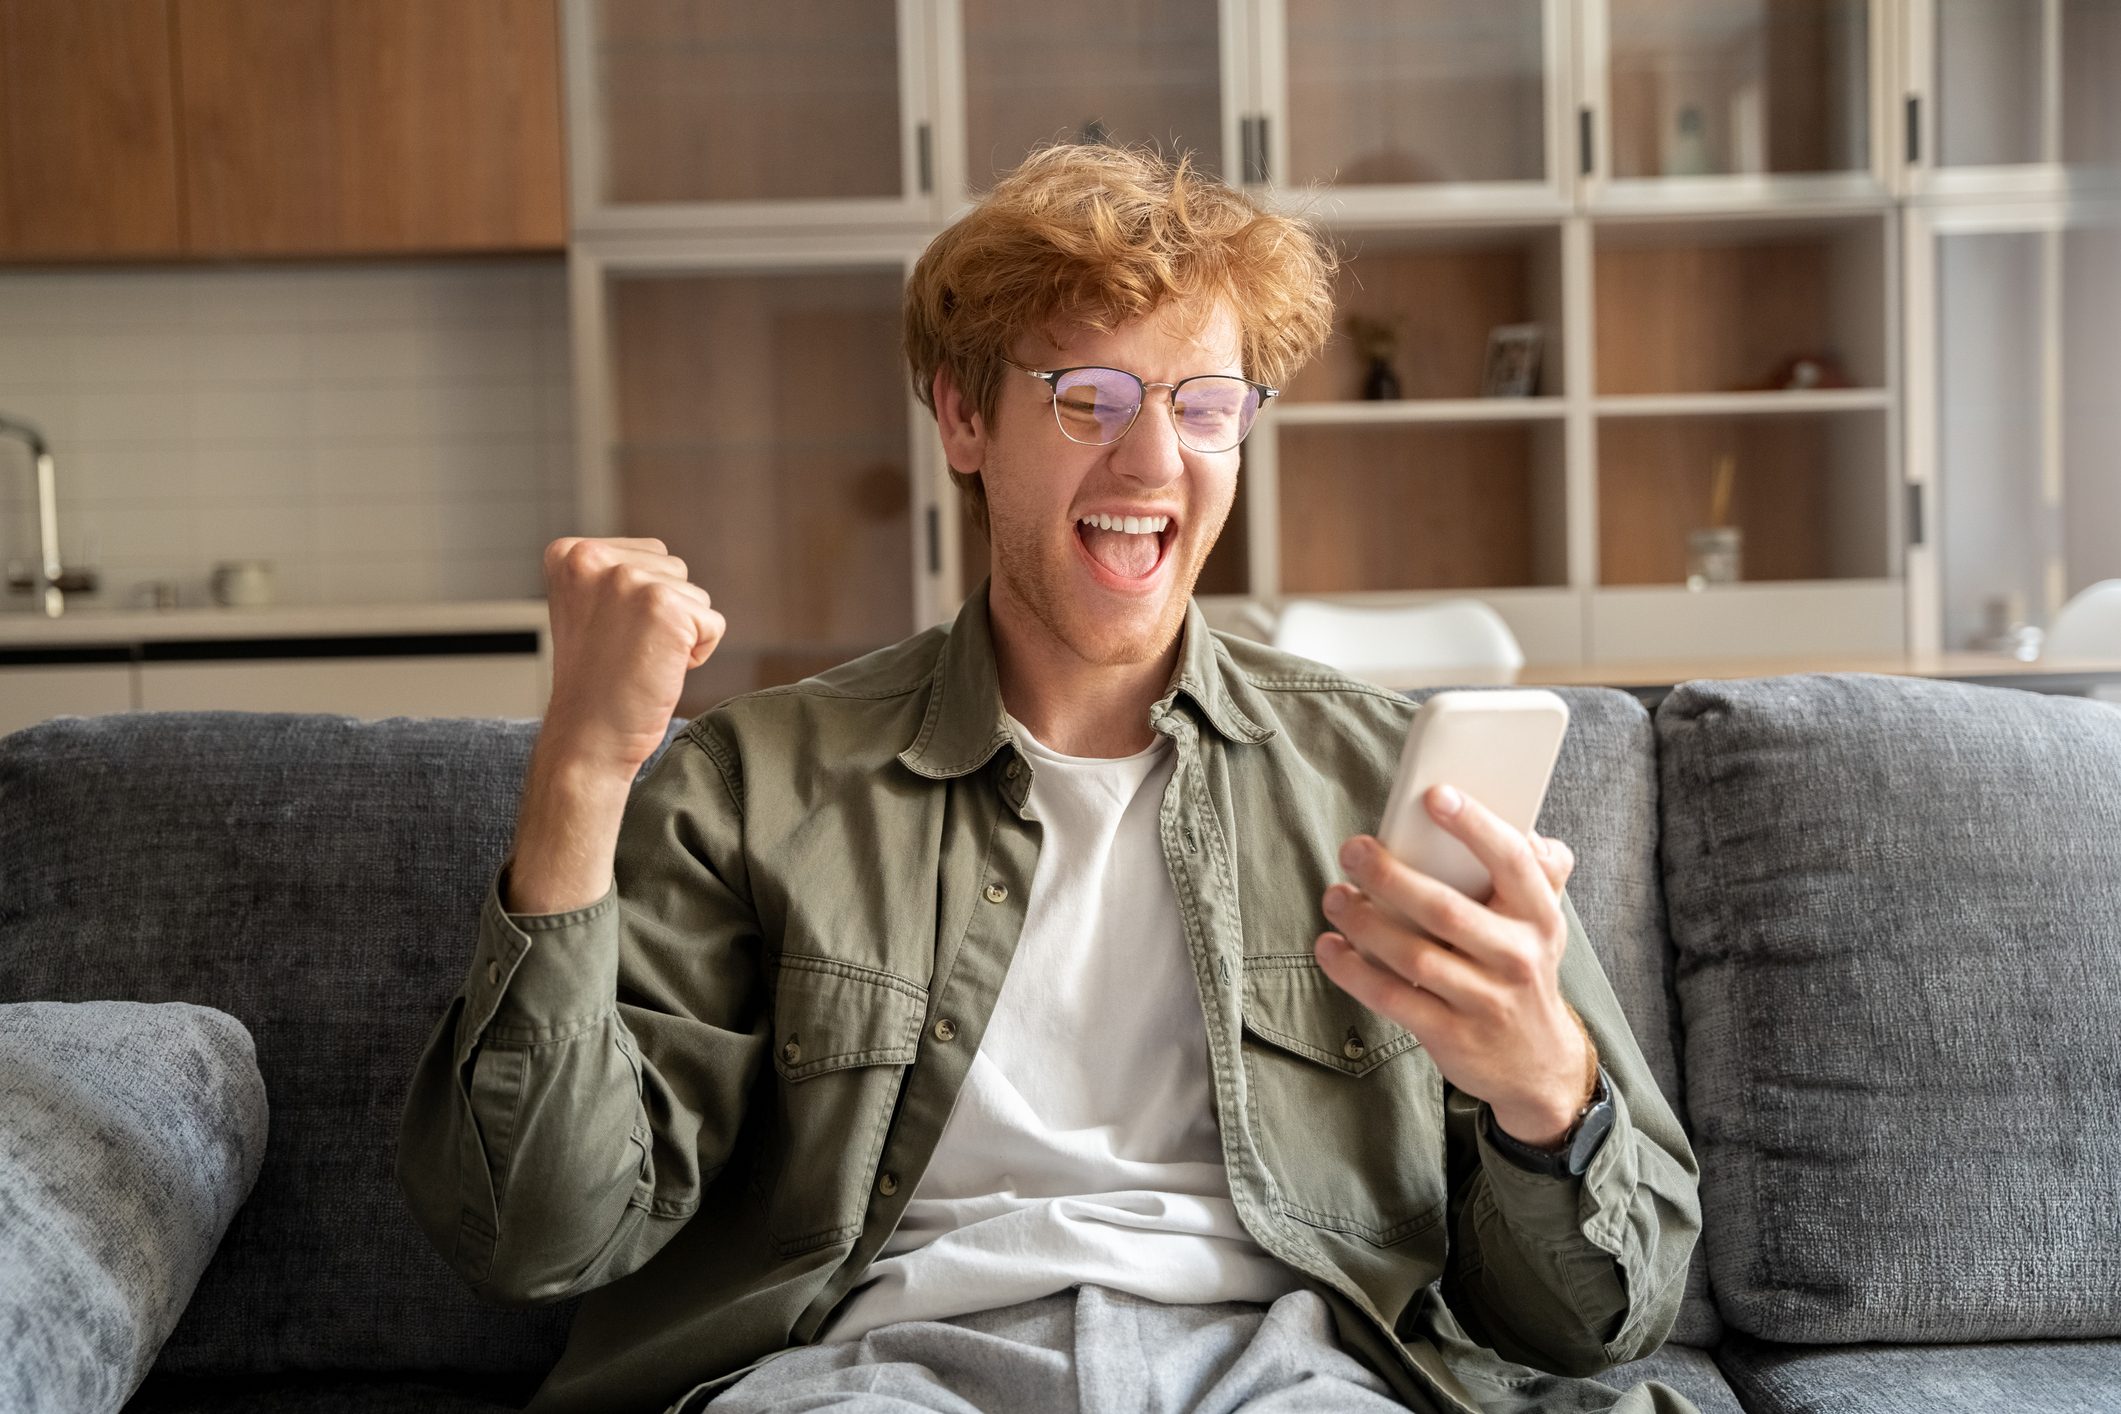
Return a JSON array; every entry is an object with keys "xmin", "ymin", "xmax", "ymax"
[{"xmin": 932, "ymin": 364, "xmax": 988, "ymax": 476}]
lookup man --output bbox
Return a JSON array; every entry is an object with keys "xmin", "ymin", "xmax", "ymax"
[{"xmin": 397, "ymin": 142, "xmax": 1703, "ymax": 1414}]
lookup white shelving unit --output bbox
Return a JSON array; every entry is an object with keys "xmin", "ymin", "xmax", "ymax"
[
  {"xmin": 556, "ymin": 0, "xmax": 2116, "ymax": 709},
  {"xmin": 1898, "ymin": 0, "xmax": 2121, "ymax": 655}
]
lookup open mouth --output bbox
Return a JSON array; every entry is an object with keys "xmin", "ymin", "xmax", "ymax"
[{"xmin": 1073, "ymin": 512, "xmax": 1177, "ymax": 589}]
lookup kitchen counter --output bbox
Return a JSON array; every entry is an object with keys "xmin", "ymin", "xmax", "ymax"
[
  {"xmin": 0, "ymin": 598, "xmax": 549, "ymax": 648},
  {"xmin": 0, "ymin": 599, "xmax": 554, "ymax": 731}
]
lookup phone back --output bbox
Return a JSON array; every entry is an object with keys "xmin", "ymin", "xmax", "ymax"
[{"xmin": 1377, "ymin": 689, "xmax": 1570, "ymax": 900}]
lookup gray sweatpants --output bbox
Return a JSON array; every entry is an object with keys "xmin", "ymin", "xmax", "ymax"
[{"xmin": 694, "ymin": 1284, "xmax": 1411, "ymax": 1413}]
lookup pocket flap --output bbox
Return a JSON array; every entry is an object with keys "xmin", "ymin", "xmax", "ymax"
[
  {"xmin": 772, "ymin": 956, "xmax": 927, "ymax": 1081},
  {"xmin": 1241, "ymin": 958, "xmax": 1419, "ymax": 1077}
]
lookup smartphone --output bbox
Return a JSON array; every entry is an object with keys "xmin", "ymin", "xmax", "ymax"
[{"xmin": 1376, "ymin": 689, "xmax": 1570, "ymax": 902}]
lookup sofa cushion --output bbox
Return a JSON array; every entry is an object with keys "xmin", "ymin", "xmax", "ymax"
[
  {"xmin": 1410, "ymin": 684, "xmax": 1719, "ymax": 1347},
  {"xmin": 0, "ymin": 713, "xmax": 686, "ymax": 1378},
  {"xmin": 1656, "ymin": 673, "xmax": 2121, "ymax": 1343},
  {"xmin": 0, "ymin": 1001, "xmax": 267, "ymax": 1414},
  {"xmin": 1713, "ymin": 1331, "xmax": 2121, "ymax": 1414},
  {"xmin": 1599, "ymin": 1343, "xmax": 1746, "ymax": 1414}
]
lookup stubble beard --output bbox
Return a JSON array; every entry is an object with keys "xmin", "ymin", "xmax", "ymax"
[{"xmin": 988, "ymin": 495, "xmax": 1226, "ymax": 671}]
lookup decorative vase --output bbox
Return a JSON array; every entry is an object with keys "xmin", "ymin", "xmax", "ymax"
[{"xmin": 1362, "ymin": 355, "xmax": 1401, "ymax": 401}]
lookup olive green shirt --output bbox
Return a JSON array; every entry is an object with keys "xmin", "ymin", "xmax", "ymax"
[{"xmin": 396, "ymin": 580, "xmax": 1703, "ymax": 1414}]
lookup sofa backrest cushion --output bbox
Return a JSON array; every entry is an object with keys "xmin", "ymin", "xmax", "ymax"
[
  {"xmin": 0, "ymin": 712, "xmax": 680, "ymax": 1379},
  {"xmin": 1408, "ymin": 684, "xmax": 1718, "ymax": 1347},
  {"xmin": 1656, "ymin": 673, "xmax": 2121, "ymax": 1343}
]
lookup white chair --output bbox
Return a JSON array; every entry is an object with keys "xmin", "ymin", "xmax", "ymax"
[
  {"xmin": 1269, "ymin": 598, "xmax": 1524, "ymax": 689},
  {"xmin": 2044, "ymin": 579, "xmax": 2121, "ymax": 659}
]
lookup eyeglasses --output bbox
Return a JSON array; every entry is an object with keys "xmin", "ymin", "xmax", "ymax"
[{"xmin": 1002, "ymin": 358, "xmax": 1278, "ymax": 454}]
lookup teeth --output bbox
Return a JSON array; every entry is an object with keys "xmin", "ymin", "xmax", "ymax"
[{"xmin": 1076, "ymin": 513, "xmax": 1169, "ymax": 534}]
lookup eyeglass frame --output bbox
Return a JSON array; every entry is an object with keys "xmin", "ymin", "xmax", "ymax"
[{"xmin": 1000, "ymin": 357, "xmax": 1280, "ymax": 454}]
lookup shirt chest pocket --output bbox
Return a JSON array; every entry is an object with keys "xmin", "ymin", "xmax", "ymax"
[
  {"xmin": 762, "ymin": 956, "xmax": 926, "ymax": 1257},
  {"xmin": 1239, "ymin": 959, "xmax": 1448, "ymax": 1247}
]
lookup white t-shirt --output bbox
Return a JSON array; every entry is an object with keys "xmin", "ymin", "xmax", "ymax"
[{"xmin": 815, "ymin": 713, "xmax": 1301, "ymax": 1343}]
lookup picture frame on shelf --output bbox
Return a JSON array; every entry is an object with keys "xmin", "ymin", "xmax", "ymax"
[{"xmin": 1481, "ymin": 323, "xmax": 1542, "ymax": 398}]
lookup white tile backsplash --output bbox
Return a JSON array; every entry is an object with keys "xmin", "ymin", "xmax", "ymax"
[{"xmin": 0, "ymin": 259, "xmax": 570, "ymax": 609}]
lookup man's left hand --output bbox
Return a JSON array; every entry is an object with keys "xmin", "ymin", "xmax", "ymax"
[{"xmin": 1315, "ymin": 783, "xmax": 1595, "ymax": 1149}]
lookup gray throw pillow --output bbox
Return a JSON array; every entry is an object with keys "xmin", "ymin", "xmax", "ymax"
[
  {"xmin": 0, "ymin": 1001, "xmax": 268, "ymax": 1413},
  {"xmin": 1657, "ymin": 673, "xmax": 2121, "ymax": 1343}
]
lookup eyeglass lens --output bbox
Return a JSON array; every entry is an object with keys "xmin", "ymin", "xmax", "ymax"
[{"xmin": 1052, "ymin": 367, "xmax": 1262, "ymax": 452}]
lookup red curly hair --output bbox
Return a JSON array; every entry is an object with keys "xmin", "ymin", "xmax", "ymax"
[{"xmin": 903, "ymin": 142, "xmax": 1337, "ymax": 534}]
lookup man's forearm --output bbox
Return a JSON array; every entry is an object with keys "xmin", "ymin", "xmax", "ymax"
[{"xmin": 503, "ymin": 735, "xmax": 637, "ymax": 914}]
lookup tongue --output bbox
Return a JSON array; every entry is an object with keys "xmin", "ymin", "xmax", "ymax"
[{"xmin": 1081, "ymin": 526, "xmax": 1159, "ymax": 578}]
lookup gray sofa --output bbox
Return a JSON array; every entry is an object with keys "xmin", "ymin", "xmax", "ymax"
[{"xmin": 1, "ymin": 669, "xmax": 2116, "ymax": 1412}]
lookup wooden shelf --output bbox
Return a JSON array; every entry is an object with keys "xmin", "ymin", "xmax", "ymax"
[
  {"xmin": 1596, "ymin": 408, "xmax": 1890, "ymax": 587},
  {"xmin": 1593, "ymin": 213, "xmax": 1888, "ymax": 395},
  {"xmin": 1276, "ymin": 421, "xmax": 1567, "ymax": 594},
  {"xmin": 1286, "ymin": 225, "xmax": 1564, "ymax": 403}
]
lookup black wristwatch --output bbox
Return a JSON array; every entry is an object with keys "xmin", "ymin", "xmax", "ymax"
[{"xmin": 1482, "ymin": 1066, "xmax": 1615, "ymax": 1179}]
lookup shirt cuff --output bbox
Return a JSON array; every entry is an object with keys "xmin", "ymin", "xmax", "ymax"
[
  {"xmin": 1475, "ymin": 1071, "xmax": 1636, "ymax": 1250},
  {"xmin": 454, "ymin": 854, "xmax": 620, "ymax": 1065}
]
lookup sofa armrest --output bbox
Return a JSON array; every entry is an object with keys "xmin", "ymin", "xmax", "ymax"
[{"xmin": 0, "ymin": 1000, "xmax": 268, "ymax": 1414}]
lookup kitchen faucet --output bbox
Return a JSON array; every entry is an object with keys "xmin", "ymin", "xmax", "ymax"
[{"xmin": 0, "ymin": 413, "xmax": 94, "ymax": 616}]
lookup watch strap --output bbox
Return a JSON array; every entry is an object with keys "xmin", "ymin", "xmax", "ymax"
[{"xmin": 1482, "ymin": 1065, "xmax": 1614, "ymax": 1178}]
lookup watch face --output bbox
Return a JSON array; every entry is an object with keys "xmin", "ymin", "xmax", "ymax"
[{"xmin": 1565, "ymin": 1092, "xmax": 1617, "ymax": 1175}]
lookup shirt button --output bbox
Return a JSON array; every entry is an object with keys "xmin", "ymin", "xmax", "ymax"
[
  {"xmin": 1343, "ymin": 1031, "xmax": 1367, "ymax": 1061},
  {"xmin": 486, "ymin": 960, "xmax": 500, "ymax": 986},
  {"xmin": 983, "ymin": 882, "xmax": 1008, "ymax": 904},
  {"xmin": 1005, "ymin": 759, "xmax": 1020, "ymax": 780},
  {"xmin": 781, "ymin": 1038, "xmax": 801, "ymax": 1065},
  {"xmin": 932, "ymin": 1017, "xmax": 957, "ymax": 1043},
  {"xmin": 878, "ymin": 1171, "xmax": 899, "ymax": 1196}
]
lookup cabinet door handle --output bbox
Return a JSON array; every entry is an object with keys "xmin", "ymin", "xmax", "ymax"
[
  {"xmin": 926, "ymin": 504, "xmax": 941, "ymax": 576},
  {"xmin": 1579, "ymin": 106, "xmax": 1595, "ymax": 177},
  {"xmin": 917, "ymin": 122, "xmax": 933, "ymax": 194},
  {"xmin": 1906, "ymin": 482, "xmax": 1925, "ymax": 548},
  {"xmin": 1905, "ymin": 95, "xmax": 1921, "ymax": 166}
]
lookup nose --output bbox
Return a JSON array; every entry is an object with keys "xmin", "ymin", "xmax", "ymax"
[{"xmin": 1108, "ymin": 384, "xmax": 1187, "ymax": 489}]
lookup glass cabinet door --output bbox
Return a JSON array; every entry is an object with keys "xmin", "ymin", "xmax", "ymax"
[
  {"xmin": 1911, "ymin": 0, "xmax": 2121, "ymax": 196},
  {"xmin": 1918, "ymin": 209, "xmax": 2121, "ymax": 656},
  {"xmin": 593, "ymin": 261, "xmax": 926, "ymax": 712},
  {"xmin": 565, "ymin": 0, "xmax": 933, "ymax": 231},
  {"xmin": 1256, "ymin": 0, "xmax": 1565, "ymax": 214},
  {"xmin": 944, "ymin": 0, "xmax": 1232, "ymax": 195},
  {"xmin": 1588, "ymin": 0, "xmax": 1879, "ymax": 205}
]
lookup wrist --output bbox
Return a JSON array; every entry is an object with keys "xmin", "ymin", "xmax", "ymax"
[
  {"xmin": 1492, "ymin": 1008, "xmax": 1600, "ymax": 1149},
  {"xmin": 1489, "ymin": 1097, "xmax": 1580, "ymax": 1151},
  {"xmin": 505, "ymin": 744, "xmax": 636, "ymax": 915}
]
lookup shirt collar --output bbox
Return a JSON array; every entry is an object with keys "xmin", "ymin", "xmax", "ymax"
[{"xmin": 897, "ymin": 578, "xmax": 1277, "ymax": 780}]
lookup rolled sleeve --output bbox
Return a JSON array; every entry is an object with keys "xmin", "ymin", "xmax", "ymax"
[
  {"xmin": 454, "ymin": 858, "xmax": 621, "ymax": 1063},
  {"xmin": 1440, "ymin": 889, "xmax": 1702, "ymax": 1378},
  {"xmin": 396, "ymin": 723, "xmax": 771, "ymax": 1308}
]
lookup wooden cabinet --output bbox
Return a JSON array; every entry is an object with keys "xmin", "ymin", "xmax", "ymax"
[
  {"xmin": 0, "ymin": 0, "xmax": 564, "ymax": 261},
  {"xmin": 176, "ymin": 0, "xmax": 566, "ymax": 255},
  {"xmin": 0, "ymin": 0, "xmax": 186, "ymax": 259}
]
